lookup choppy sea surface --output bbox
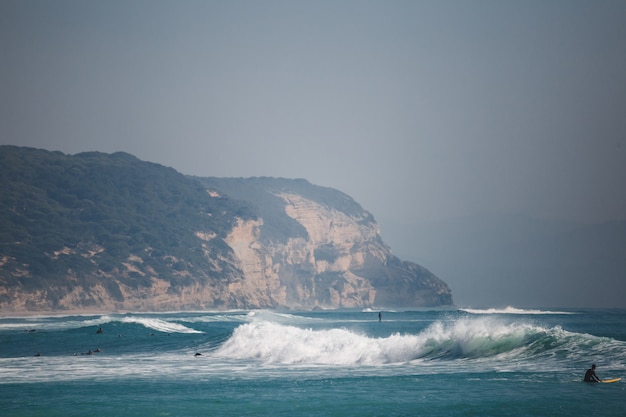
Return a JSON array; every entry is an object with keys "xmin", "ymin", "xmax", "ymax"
[{"xmin": 1, "ymin": 308, "xmax": 625, "ymax": 416}]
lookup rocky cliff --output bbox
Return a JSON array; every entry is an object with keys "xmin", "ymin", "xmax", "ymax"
[{"xmin": 0, "ymin": 146, "xmax": 453, "ymax": 313}]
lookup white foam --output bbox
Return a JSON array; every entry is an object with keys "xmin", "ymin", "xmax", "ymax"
[
  {"xmin": 214, "ymin": 321, "xmax": 393, "ymax": 365},
  {"xmin": 460, "ymin": 306, "xmax": 574, "ymax": 315},
  {"xmin": 0, "ymin": 315, "xmax": 113, "ymax": 331},
  {"xmin": 176, "ymin": 314, "xmax": 251, "ymax": 324},
  {"xmin": 120, "ymin": 317, "xmax": 203, "ymax": 334},
  {"xmin": 212, "ymin": 316, "xmax": 557, "ymax": 365}
]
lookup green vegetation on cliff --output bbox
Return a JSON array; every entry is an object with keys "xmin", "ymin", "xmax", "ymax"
[{"xmin": 0, "ymin": 146, "xmax": 252, "ymax": 305}]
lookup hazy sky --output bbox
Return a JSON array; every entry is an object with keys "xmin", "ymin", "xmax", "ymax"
[{"xmin": 2, "ymin": 1, "xmax": 625, "ymax": 307}]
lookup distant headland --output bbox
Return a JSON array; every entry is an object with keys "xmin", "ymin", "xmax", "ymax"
[{"xmin": 0, "ymin": 146, "xmax": 453, "ymax": 313}]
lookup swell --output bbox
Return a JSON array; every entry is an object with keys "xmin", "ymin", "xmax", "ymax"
[{"xmin": 0, "ymin": 312, "xmax": 252, "ymax": 334}]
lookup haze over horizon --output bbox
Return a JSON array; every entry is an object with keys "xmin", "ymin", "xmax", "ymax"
[{"xmin": 2, "ymin": 0, "xmax": 625, "ymax": 308}]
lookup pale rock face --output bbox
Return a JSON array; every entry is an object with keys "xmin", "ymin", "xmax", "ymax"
[
  {"xmin": 281, "ymin": 193, "xmax": 379, "ymax": 246},
  {"xmin": 222, "ymin": 193, "xmax": 395, "ymax": 309},
  {"xmin": 225, "ymin": 218, "xmax": 286, "ymax": 307}
]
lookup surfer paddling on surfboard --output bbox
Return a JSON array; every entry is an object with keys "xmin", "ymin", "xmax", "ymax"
[{"xmin": 583, "ymin": 364, "xmax": 621, "ymax": 383}]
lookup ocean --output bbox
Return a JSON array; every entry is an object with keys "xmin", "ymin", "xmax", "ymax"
[{"xmin": 1, "ymin": 308, "xmax": 625, "ymax": 416}]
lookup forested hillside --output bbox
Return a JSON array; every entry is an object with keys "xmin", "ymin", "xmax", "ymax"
[{"xmin": 0, "ymin": 146, "xmax": 249, "ymax": 308}]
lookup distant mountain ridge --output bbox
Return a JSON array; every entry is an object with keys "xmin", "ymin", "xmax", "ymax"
[{"xmin": 0, "ymin": 146, "xmax": 453, "ymax": 312}]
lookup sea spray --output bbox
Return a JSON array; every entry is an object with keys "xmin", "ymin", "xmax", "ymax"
[{"xmin": 212, "ymin": 316, "xmax": 589, "ymax": 365}]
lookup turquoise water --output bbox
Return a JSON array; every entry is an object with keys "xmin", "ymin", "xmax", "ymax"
[{"xmin": 1, "ymin": 308, "xmax": 625, "ymax": 416}]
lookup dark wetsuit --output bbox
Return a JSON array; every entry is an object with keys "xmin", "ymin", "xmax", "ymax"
[{"xmin": 584, "ymin": 368, "xmax": 600, "ymax": 382}]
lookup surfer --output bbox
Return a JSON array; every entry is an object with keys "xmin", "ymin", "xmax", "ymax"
[
  {"xmin": 584, "ymin": 364, "xmax": 602, "ymax": 382},
  {"xmin": 96, "ymin": 327, "xmax": 103, "ymax": 334},
  {"xmin": 378, "ymin": 312, "xmax": 382, "ymax": 322}
]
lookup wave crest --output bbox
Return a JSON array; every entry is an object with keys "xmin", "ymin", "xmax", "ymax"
[
  {"xmin": 119, "ymin": 317, "xmax": 203, "ymax": 334},
  {"xmin": 214, "ymin": 317, "xmax": 568, "ymax": 365}
]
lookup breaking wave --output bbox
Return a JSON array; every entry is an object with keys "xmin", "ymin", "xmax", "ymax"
[
  {"xmin": 0, "ymin": 315, "xmax": 204, "ymax": 334},
  {"xmin": 119, "ymin": 317, "xmax": 203, "ymax": 334},
  {"xmin": 214, "ymin": 316, "xmax": 624, "ymax": 366}
]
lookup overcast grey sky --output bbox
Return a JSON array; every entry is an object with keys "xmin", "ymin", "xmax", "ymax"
[{"xmin": 2, "ymin": 0, "xmax": 625, "ymax": 307}]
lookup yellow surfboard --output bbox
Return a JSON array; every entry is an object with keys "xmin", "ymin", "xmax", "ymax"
[{"xmin": 601, "ymin": 378, "xmax": 621, "ymax": 383}]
